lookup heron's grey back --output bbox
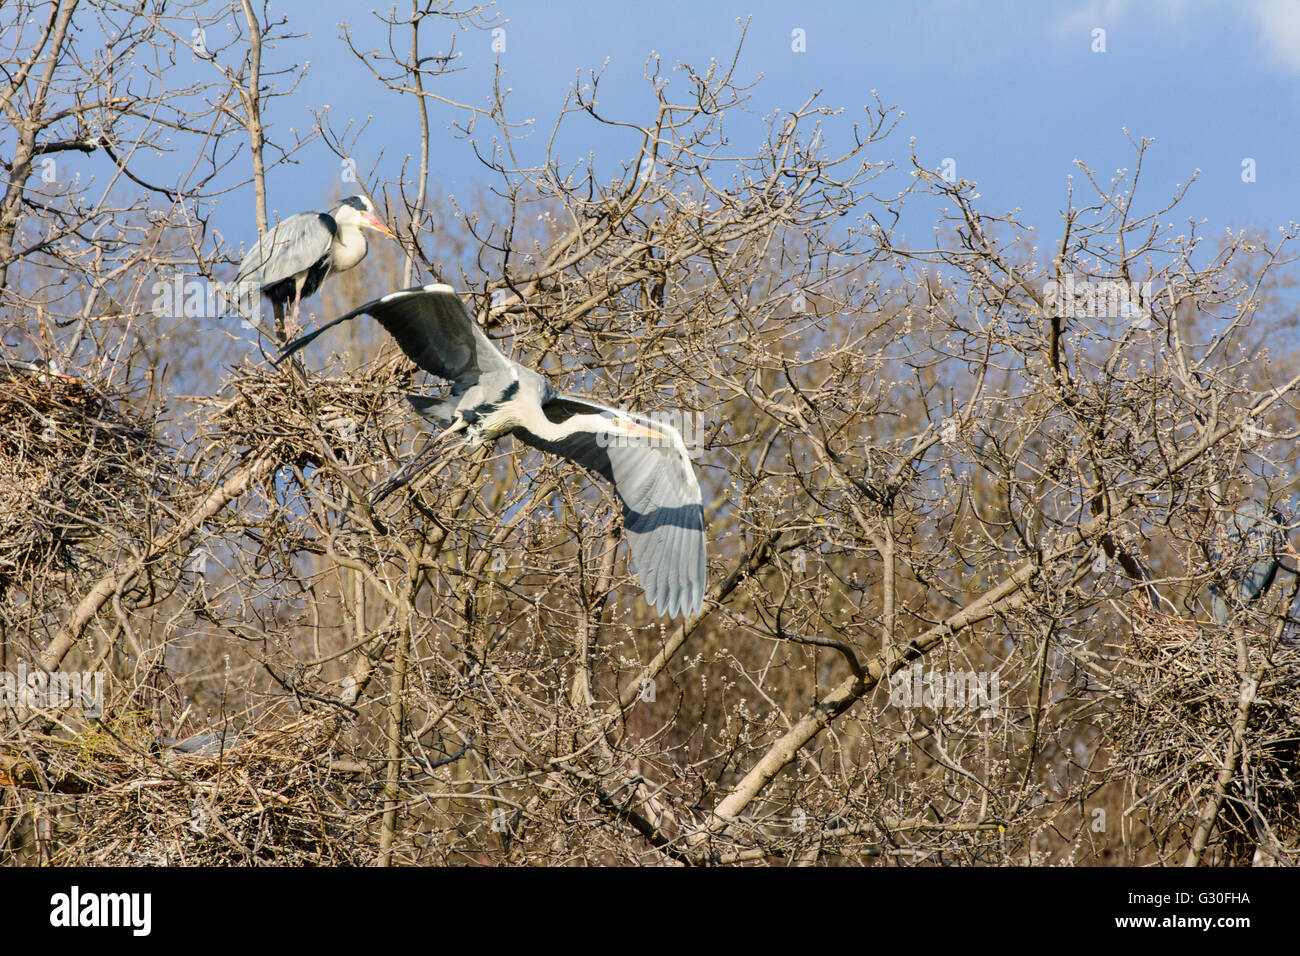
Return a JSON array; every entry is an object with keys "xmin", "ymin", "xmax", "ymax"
[
  {"xmin": 164, "ymin": 730, "xmax": 241, "ymax": 757},
  {"xmin": 234, "ymin": 212, "xmax": 336, "ymax": 309}
]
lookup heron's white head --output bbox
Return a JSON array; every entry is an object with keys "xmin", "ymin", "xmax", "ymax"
[{"xmin": 335, "ymin": 195, "xmax": 394, "ymax": 238}]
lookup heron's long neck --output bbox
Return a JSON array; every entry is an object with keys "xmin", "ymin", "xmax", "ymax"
[
  {"xmin": 521, "ymin": 404, "xmax": 608, "ymax": 443},
  {"xmin": 330, "ymin": 225, "xmax": 368, "ymax": 273}
]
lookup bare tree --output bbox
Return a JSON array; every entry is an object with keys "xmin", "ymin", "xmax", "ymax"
[{"xmin": 2, "ymin": 9, "xmax": 1298, "ymax": 867}]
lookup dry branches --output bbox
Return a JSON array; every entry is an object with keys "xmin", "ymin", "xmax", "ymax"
[{"xmin": 2, "ymin": 6, "xmax": 1299, "ymax": 867}]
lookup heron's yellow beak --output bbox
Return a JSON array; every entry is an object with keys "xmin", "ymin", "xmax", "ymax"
[
  {"xmin": 623, "ymin": 421, "xmax": 666, "ymax": 441},
  {"xmin": 364, "ymin": 213, "xmax": 395, "ymax": 238}
]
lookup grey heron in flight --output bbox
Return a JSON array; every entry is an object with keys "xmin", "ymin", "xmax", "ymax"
[
  {"xmin": 1209, "ymin": 500, "xmax": 1289, "ymax": 625},
  {"xmin": 234, "ymin": 195, "xmax": 394, "ymax": 328},
  {"xmin": 277, "ymin": 284, "xmax": 707, "ymax": 619}
]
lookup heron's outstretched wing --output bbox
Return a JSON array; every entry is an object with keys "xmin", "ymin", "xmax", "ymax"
[
  {"xmin": 277, "ymin": 284, "xmax": 513, "ymax": 388},
  {"xmin": 235, "ymin": 212, "xmax": 336, "ymax": 304},
  {"xmin": 513, "ymin": 394, "xmax": 706, "ymax": 619}
]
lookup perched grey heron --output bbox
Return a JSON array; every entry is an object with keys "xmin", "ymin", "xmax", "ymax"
[
  {"xmin": 234, "ymin": 195, "xmax": 393, "ymax": 328},
  {"xmin": 1209, "ymin": 500, "xmax": 1289, "ymax": 625},
  {"xmin": 277, "ymin": 284, "xmax": 707, "ymax": 619}
]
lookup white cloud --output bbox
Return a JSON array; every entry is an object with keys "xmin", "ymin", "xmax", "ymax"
[
  {"xmin": 1249, "ymin": 0, "xmax": 1300, "ymax": 72},
  {"xmin": 1055, "ymin": 0, "xmax": 1300, "ymax": 74}
]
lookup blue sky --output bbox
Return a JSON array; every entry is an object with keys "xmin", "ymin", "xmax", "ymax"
[{"xmin": 239, "ymin": 0, "xmax": 1299, "ymax": 246}]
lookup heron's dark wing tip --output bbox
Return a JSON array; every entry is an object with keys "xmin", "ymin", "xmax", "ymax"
[
  {"xmin": 272, "ymin": 308, "xmax": 369, "ymax": 367},
  {"xmin": 274, "ymin": 325, "xmax": 325, "ymax": 367}
]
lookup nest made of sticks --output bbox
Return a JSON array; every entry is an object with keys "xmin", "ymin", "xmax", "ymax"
[
  {"xmin": 1105, "ymin": 596, "xmax": 1300, "ymax": 861},
  {"xmin": 0, "ymin": 357, "xmax": 161, "ymax": 597},
  {"xmin": 198, "ymin": 356, "xmax": 417, "ymax": 469},
  {"xmin": 1, "ymin": 358, "xmax": 442, "ymax": 865},
  {"xmin": 2, "ymin": 705, "xmax": 371, "ymax": 865}
]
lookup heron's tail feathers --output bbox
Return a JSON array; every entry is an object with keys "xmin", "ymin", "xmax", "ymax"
[{"xmin": 405, "ymin": 393, "xmax": 457, "ymax": 428}]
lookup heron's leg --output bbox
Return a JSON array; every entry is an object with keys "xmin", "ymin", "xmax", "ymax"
[
  {"xmin": 370, "ymin": 419, "xmax": 468, "ymax": 504},
  {"xmin": 429, "ymin": 418, "xmax": 470, "ymax": 445},
  {"xmin": 290, "ymin": 275, "xmax": 306, "ymax": 335},
  {"xmin": 270, "ymin": 300, "xmax": 286, "ymax": 342}
]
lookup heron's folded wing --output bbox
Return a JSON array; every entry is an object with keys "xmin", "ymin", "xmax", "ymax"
[{"xmin": 235, "ymin": 212, "xmax": 336, "ymax": 294}]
